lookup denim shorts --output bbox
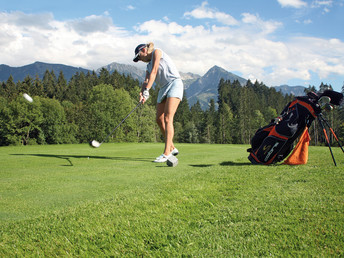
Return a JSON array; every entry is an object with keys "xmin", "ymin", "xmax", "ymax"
[{"xmin": 157, "ymin": 78, "xmax": 184, "ymax": 103}]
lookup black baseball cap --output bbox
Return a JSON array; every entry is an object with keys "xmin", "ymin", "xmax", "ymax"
[{"xmin": 133, "ymin": 44, "xmax": 146, "ymax": 62}]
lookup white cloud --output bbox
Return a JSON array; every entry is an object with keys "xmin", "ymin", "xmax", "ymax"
[
  {"xmin": 277, "ymin": 0, "xmax": 307, "ymax": 8},
  {"xmin": 0, "ymin": 11, "xmax": 54, "ymax": 29},
  {"xmin": 184, "ymin": 1, "xmax": 238, "ymax": 26},
  {"xmin": 0, "ymin": 6, "xmax": 343, "ymax": 89},
  {"xmin": 241, "ymin": 13, "xmax": 282, "ymax": 35},
  {"xmin": 126, "ymin": 5, "xmax": 135, "ymax": 11},
  {"xmin": 311, "ymin": 0, "xmax": 333, "ymax": 8},
  {"xmin": 0, "ymin": 11, "xmax": 133, "ymax": 69},
  {"xmin": 69, "ymin": 15, "xmax": 113, "ymax": 35},
  {"xmin": 311, "ymin": 0, "xmax": 333, "ymax": 13},
  {"xmin": 134, "ymin": 12, "xmax": 344, "ymax": 86}
]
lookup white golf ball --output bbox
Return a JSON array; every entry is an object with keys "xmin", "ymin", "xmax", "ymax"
[{"xmin": 23, "ymin": 93, "xmax": 33, "ymax": 103}]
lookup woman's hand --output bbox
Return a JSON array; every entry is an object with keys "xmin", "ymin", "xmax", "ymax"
[{"xmin": 140, "ymin": 88, "xmax": 150, "ymax": 104}]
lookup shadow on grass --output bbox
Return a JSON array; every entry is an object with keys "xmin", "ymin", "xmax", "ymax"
[
  {"xmin": 220, "ymin": 161, "xmax": 286, "ymax": 166},
  {"xmin": 220, "ymin": 161, "xmax": 252, "ymax": 166},
  {"xmin": 188, "ymin": 162, "xmax": 252, "ymax": 167},
  {"xmin": 11, "ymin": 154, "xmax": 152, "ymax": 167},
  {"xmin": 189, "ymin": 164, "xmax": 214, "ymax": 168}
]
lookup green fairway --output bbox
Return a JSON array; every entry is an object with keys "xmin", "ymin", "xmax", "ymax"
[{"xmin": 0, "ymin": 143, "xmax": 343, "ymax": 256}]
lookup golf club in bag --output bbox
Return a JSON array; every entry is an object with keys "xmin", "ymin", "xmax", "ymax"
[
  {"xmin": 247, "ymin": 90, "xmax": 343, "ymax": 165},
  {"xmin": 89, "ymin": 100, "xmax": 143, "ymax": 148}
]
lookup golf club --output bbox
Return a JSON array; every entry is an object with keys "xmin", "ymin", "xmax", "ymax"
[
  {"xmin": 318, "ymin": 96, "xmax": 333, "ymax": 112},
  {"xmin": 90, "ymin": 100, "xmax": 143, "ymax": 148}
]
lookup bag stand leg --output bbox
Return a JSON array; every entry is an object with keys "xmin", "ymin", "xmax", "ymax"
[
  {"xmin": 318, "ymin": 115, "xmax": 337, "ymax": 166},
  {"xmin": 319, "ymin": 113, "xmax": 344, "ymax": 155}
]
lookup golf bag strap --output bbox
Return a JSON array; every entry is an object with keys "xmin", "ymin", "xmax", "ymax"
[
  {"xmin": 289, "ymin": 99, "xmax": 317, "ymax": 118},
  {"xmin": 267, "ymin": 126, "xmax": 289, "ymax": 140}
]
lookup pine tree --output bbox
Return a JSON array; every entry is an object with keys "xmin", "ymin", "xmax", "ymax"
[
  {"xmin": 98, "ymin": 68, "xmax": 111, "ymax": 85},
  {"xmin": 2, "ymin": 76, "xmax": 17, "ymax": 99},
  {"xmin": 204, "ymin": 99, "xmax": 216, "ymax": 143},
  {"xmin": 32, "ymin": 75, "xmax": 44, "ymax": 97},
  {"xmin": 56, "ymin": 71, "xmax": 67, "ymax": 101},
  {"xmin": 43, "ymin": 70, "xmax": 57, "ymax": 98},
  {"xmin": 190, "ymin": 101, "xmax": 204, "ymax": 142},
  {"xmin": 217, "ymin": 102, "xmax": 233, "ymax": 144},
  {"xmin": 174, "ymin": 93, "xmax": 191, "ymax": 134},
  {"xmin": 18, "ymin": 75, "xmax": 33, "ymax": 95},
  {"xmin": 173, "ymin": 93, "xmax": 191, "ymax": 142}
]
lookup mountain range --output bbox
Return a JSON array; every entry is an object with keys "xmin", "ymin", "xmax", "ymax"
[
  {"xmin": 185, "ymin": 65, "xmax": 247, "ymax": 108},
  {"xmin": 0, "ymin": 61, "xmax": 306, "ymax": 109},
  {"xmin": 0, "ymin": 62, "xmax": 90, "ymax": 82}
]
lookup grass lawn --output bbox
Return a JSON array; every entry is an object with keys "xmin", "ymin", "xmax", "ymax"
[{"xmin": 0, "ymin": 143, "xmax": 343, "ymax": 256}]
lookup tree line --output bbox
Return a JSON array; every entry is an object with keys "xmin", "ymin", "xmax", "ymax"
[{"xmin": 1, "ymin": 69, "xmax": 343, "ymax": 146}]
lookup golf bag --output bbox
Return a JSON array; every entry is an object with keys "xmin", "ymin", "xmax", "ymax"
[{"xmin": 248, "ymin": 90, "xmax": 343, "ymax": 165}]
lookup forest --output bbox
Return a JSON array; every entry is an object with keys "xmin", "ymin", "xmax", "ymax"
[{"xmin": 0, "ymin": 68, "xmax": 343, "ymax": 146}]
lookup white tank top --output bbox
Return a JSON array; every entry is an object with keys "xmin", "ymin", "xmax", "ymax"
[{"xmin": 146, "ymin": 48, "xmax": 181, "ymax": 88}]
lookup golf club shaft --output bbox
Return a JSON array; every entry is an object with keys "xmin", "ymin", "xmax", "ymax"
[{"xmin": 100, "ymin": 100, "xmax": 143, "ymax": 145}]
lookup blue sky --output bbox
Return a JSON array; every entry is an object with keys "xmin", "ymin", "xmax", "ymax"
[{"xmin": 1, "ymin": 0, "xmax": 343, "ymax": 91}]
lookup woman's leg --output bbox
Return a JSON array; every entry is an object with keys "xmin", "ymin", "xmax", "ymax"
[
  {"xmin": 156, "ymin": 100, "xmax": 175, "ymax": 154},
  {"xmin": 162, "ymin": 97, "xmax": 180, "ymax": 155},
  {"xmin": 156, "ymin": 100, "xmax": 166, "ymax": 137}
]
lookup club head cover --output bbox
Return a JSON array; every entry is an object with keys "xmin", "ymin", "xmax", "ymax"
[{"xmin": 320, "ymin": 90, "xmax": 343, "ymax": 106}]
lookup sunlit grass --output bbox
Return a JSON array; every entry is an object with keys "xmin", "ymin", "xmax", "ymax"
[{"xmin": 0, "ymin": 143, "xmax": 343, "ymax": 256}]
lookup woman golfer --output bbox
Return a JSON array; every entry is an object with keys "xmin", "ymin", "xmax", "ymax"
[{"xmin": 133, "ymin": 42, "xmax": 183, "ymax": 163}]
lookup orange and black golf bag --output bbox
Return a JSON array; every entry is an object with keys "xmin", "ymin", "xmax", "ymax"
[{"xmin": 248, "ymin": 90, "xmax": 343, "ymax": 165}]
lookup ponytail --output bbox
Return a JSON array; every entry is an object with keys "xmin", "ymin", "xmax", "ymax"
[{"xmin": 146, "ymin": 42, "xmax": 154, "ymax": 54}]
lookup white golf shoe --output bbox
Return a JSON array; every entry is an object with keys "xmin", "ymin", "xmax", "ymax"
[
  {"xmin": 171, "ymin": 148, "xmax": 179, "ymax": 156},
  {"xmin": 154, "ymin": 148, "xmax": 179, "ymax": 162},
  {"xmin": 154, "ymin": 154, "xmax": 172, "ymax": 163}
]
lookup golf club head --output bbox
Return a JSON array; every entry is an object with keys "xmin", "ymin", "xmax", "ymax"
[
  {"xmin": 319, "ymin": 96, "xmax": 330, "ymax": 108},
  {"xmin": 89, "ymin": 140, "xmax": 101, "ymax": 148},
  {"xmin": 319, "ymin": 96, "xmax": 331, "ymax": 104},
  {"xmin": 324, "ymin": 103, "xmax": 333, "ymax": 112},
  {"xmin": 318, "ymin": 96, "xmax": 334, "ymax": 112}
]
